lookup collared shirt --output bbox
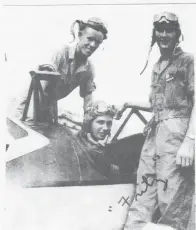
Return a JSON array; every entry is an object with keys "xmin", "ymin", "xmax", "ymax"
[
  {"xmin": 10, "ymin": 44, "xmax": 96, "ymax": 121},
  {"xmin": 149, "ymin": 47, "xmax": 194, "ymax": 116},
  {"xmin": 46, "ymin": 43, "xmax": 96, "ymax": 99}
]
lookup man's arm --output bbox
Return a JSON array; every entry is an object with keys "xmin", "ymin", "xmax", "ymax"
[
  {"xmin": 176, "ymin": 104, "xmax": 195, "ymax": 167},
  {"xmin": 176, "ymin": 57, "xmax": 195, "ymax": 167},
  {"xmin": 186, "ymin": 104, "xmax": 195, "ymax": 139},
  {"xmin": 115, "ymin": 101, "xmax": 152, "ymax": 120},
  {"xmin": 124, "ymin": 101, "xmax": 152, "ymax": 112},
  {"xmin": 80, "ymin": 61, "xmax": 96, "ymax": 113},
  {"xmin": 83, "ymin": 93, "xmax": 93, "ymax": 112}
]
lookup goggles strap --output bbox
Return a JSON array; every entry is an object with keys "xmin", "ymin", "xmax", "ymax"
[
  {"xmin": 70, "ymin": 20, "xmax": 81, "ymax": 43},
  {"xmin": 140, "ymin": 30, "xmax": 156, "ymax": 75},
  {"xmin": 140, "ymin": 48, "xmax": 151, "ymax": 75}
]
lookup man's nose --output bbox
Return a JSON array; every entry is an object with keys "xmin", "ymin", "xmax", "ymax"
[
  {"xmin": 102, "ymin": 123, "xmax": 108, "ymax": 131},
  {"xmin": 161, "ymin": 30, "xmax": 167, "ymax": 36}
]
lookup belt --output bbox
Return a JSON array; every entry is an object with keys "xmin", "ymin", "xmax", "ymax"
[
  {"xmin": 143, "ymin": 108, "xmax": 191, "ymax": 136},
  {"xmin": 153, "ymin": 108, "xmax": 191, "ymax": 123}
]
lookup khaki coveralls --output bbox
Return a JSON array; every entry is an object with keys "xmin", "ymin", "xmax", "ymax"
[{"xmin": 124, "ymin": 47, "xmax": 195, "ymax": 230}]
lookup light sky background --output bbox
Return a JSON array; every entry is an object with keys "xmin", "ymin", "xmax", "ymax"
[{"xmin": 2, "ymin": 2, "xmax": 196, "ymax": 137}]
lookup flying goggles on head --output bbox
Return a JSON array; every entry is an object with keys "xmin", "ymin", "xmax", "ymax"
[
  {"xmin": 70, "ymin": 17, "xmax": 108, "ymax": 42},
  {"xmin": 153, "ymin": 12, "xmax": 180, "ymax": 33},
  {"xmin": 84, "ymin": 101, "xmax": 116, "ymax": 117},
  {"xmin": 153, "ymin": 12, "xmax": 179, "ymax": 24},
  {"xmin": 85, "ymin": 17, "xmax": 108, "ymax": 37},
  {"xmin": 82, "ymin": 101, "xmax": 116, "ymax": 133}
]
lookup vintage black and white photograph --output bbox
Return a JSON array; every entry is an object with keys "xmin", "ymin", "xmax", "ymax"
[{"xmin": 3, "ymin": 1, "xmax": 195, "ymax": 230}]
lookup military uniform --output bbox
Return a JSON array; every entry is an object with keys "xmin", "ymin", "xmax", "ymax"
[
  {"xmin": 74, "ymin": 131, "xmax": 120, "ymax": 182},
  {"xmin": 124, "ymin": 47, "xmax": 194, "ymax": 230},
  {"xmin": 12, "ymin": 43, "xmax": 96, "ymax": 121},
  {"xmin": 46, "ymin": 43, "xmax": 96, "ymax": 100}
]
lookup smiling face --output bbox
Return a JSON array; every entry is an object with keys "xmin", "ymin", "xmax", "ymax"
[
  {"xmin": 91, "ymin": 115, "xmax": 113, "ymax": 141},
  {"xmin": 155, "ymin": 23, "xmax": 178, "ymax": 51},
  {"xmin": 77, "ymin": 27, "xmax": 104, "ymax": 58}
]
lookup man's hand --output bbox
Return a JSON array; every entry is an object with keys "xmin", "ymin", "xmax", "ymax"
[
  {"xmin": 115, "ymin": 103, "xmax": 129, "ymax": 120},
  {"xmin": 83, "ymin": 93, "xmax": 93, "ymax": 112},
  {"xmin": 176, "ymin": 136, "xmax": 195, "ymax": 167},
  {"xmin": 115, "ymin": 102, "xmax": 152, "ymax": 120},
  {"xmin": 38, "ymin": 64, "xmax": 56, "ymax": 72}
]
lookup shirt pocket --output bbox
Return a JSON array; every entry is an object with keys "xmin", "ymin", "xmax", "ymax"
[
  {"xmin": 150, "ymin": 83, "xmax": 164, "ymax": 111},
  {"xmin": 164, "ymin": 67, "xmax": 187, "ymax": 108}
]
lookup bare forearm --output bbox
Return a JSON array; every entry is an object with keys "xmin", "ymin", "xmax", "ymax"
[
  {"xmin": 125, "ymin": 101, "xmax": 152, "ymax": 112},
  {"xmin": 83, "ymin": 93, "xmax": 93, "ymax": 112}
]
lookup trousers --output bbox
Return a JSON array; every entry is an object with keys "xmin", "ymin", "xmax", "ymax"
[{"xmin": 124, "ymin": 117, "xmax": 195, "ymax": 230}]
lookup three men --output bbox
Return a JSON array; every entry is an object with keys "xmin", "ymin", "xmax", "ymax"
[{"xmin": 12, "ymin": 12, "xmax": 195, "ymax": 230}]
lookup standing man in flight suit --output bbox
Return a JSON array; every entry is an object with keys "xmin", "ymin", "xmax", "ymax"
[{"xmin": 119, "ymin": 12, "xmax": 195, "ymax": 230}]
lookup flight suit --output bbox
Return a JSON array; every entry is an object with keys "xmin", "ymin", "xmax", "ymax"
[{"xmin": 124, "ymin": 47, "xmax": 195, "ymax": 230}]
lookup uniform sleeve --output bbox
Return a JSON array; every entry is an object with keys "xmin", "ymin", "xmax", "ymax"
[
  {"xmin": 49, "ymin": 47, "xmax": 66, "ymax": 72},
  {"xmin": 41, "ymin": 47, "xmax": 68, "ymax": 99},
  {"xmin": 149, "ymin": 64, "xmax": 157, "ymax": 104},
  {"xmin": 80, "ymin": 62, "xmax": 96, "ymax": 98},
  {"xmin": 186, "ymin": 55, "xmax": 195, "ymax": 97},
  {"xmin": 39, "ymin": 46, "xmax": 68, "ymax": 73}
]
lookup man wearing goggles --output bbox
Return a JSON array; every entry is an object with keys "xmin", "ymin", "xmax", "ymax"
[
  {"xmin": 123, "ymin": 12, "xmax": 195, "ymax": 230},
  {"xmin": 74, "ymin": 101, "xmax": 120, "ymax": 180}
]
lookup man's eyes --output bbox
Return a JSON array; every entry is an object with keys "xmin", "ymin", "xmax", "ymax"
[
  {"xmin": 97, "ymin": 120, "xmax": 105, "ymax": 125},
  {"xmin": 155, "ymin": 27, "xmax": 174, "ymax": 33},
  {"xmin": 87, "ymin": 37, "xmax": 101, "ymax": 45},
  {"xmin": 107, "ymin": 121, "xmax": 112, "ymax": 127},
  {"xmin": 96, "ymin": 121, "xmax": 112, "ymax": 127}
]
